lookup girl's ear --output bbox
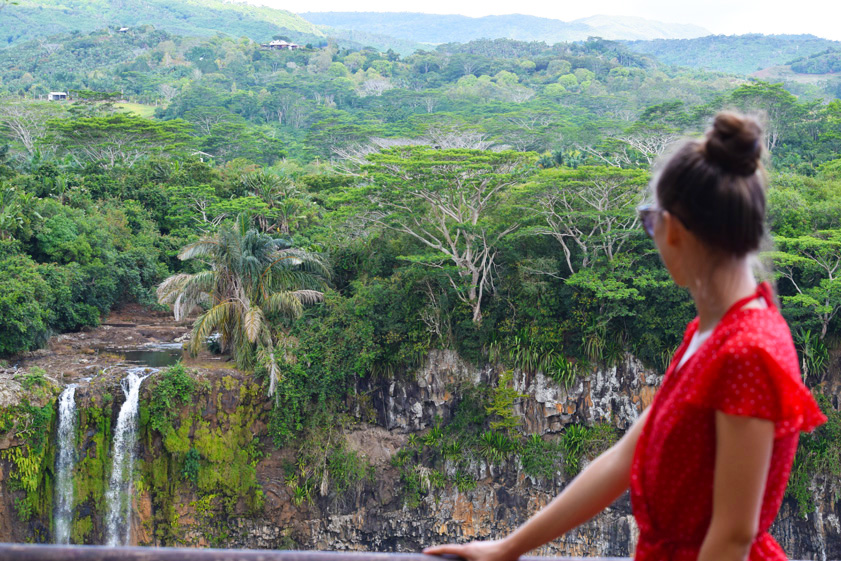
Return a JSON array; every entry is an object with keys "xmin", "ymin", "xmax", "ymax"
[{"xmin": 662, "ymin": 210, "xmax": 683, "ymax": 247}]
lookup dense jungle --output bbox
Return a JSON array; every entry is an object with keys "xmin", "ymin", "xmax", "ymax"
[{"xmin": 1, "ymin": 5, "xmax": 840, "ymax": 558}]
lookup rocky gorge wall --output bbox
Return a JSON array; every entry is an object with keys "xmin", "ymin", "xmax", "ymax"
[{"xmin": 1, "ymin": 345, "xmax": 839, "ymax": 559}]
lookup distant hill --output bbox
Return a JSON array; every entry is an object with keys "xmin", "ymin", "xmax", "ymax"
[
  {"xmin": 0, "ymin": 0, "xmax": 328, "ymax": 46},
  {"xmin": 625, "ymin": 34, "xmax": 841, "ymax": 75},
  {"xmin": 298, "ymin": 12, "xmax": 711, "ymax": 45}
]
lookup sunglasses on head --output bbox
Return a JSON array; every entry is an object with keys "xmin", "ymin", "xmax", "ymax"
[
  {"xmin": 637, "ymin": 204, "xmax": 690, "ymax": 238},
  {"xmin": 637, "ymin": 204, "xmax": 660, "ymax": 238}
]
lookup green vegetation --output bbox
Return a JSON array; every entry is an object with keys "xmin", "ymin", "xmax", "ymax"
[
  {"xmin": 1, "ymin": 0, "xmax": 327, "ymax": 47},
  {"xmin": 282, "ymin": 429, "xmax": 375, "ymax": 507},
  {"xmin": 786, "ymin": 392, "xmax": 841, "ymax": 515},
  {"xmin": 390, "ymin": 382, "xmax": 617, "ymax": 505},
  {"xmin": 561, "ymin": 423, "xmax": 619, "ymax": 477},
  {"xmin": 157, "ymin": 214, "xmax": 328, "ymax": 396},
  {"xmin": 0, "ymin": 397, "xmax": 58, "ymax": 526},
  {"xmin": 790, "ymin": 49, "xmax": 841, "ymax": 75},
  {"xmin": 140, "ymin": 374, "xmax": 266, "ymax": 545},
  {"xmin": 148, "ymin": 363, "xmax": 196, "ymax": 434},
  {"xmin": 0, "ymin": 18, "xmax": 839, "ymax": 536},
  {"xmin": 486, "ymin": 371, "xmax": 528, "ymax": 432}
]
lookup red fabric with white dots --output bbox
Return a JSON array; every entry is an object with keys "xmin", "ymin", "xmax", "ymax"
[{"xmin": 630, "ymin": 282, "xmax": 826, "ymax": 561}]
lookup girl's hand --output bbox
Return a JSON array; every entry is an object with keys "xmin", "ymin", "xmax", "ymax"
[{"xmin": 423, "ymin": 539, "xmax": 519, "ymax": 561}]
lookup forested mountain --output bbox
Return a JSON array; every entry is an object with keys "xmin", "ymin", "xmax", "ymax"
[
  {"xmin": 300, "ymin": 12, "xmax": 710, "ymax": 44},
  {"xmin": 1, "ymin": 28, "xmax": 753, "ymax": 163},
  {"xmin": 626, "ymin": 34, "xmax": 841, "ymax": 74}
]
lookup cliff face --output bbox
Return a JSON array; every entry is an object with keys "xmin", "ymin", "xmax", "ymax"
[{"xmin": 1, "ymin": 350, "xmax": 838, "ymax": 560}]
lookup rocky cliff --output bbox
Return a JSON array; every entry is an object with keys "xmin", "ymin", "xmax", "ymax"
[{"xmin": 1, "ymin": 328, "xmax": 839, "ymax": 559}]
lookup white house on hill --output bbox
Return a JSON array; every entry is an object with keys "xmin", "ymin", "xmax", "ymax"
[{"xmin": 263, "ymin": 40, "xmax": 301, "ymax": 50}]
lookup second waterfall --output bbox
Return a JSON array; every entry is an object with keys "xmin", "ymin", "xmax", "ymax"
[
  {"xmin": 54, "ymin": 384, "xmax": 77, "ymax": 545},
  {"xmin": 104, "ymin": 369, "xmax": 151, "ymax": 547}
]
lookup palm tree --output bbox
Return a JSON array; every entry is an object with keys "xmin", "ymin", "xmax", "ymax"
[
  {"xmin": 242, "ymin": 171, "xmax": 315, "ymax": 235},
  {"xmin": 157, "ymin": 214, "xmax": 329, "ymax": 396}
]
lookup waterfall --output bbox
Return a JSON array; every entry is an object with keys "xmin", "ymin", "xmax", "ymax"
[
  {"xmin": 104, "ymin": 369, "xmax": 151, "ymax": 547},
  {"xmin": 54, "ymin": 384, "xmax": 77, "ymax": 545}
]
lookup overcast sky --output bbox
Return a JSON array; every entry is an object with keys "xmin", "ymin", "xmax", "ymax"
[{"xmin": 247, "ymin": 0, "xmax": 841, "ymax": 41}]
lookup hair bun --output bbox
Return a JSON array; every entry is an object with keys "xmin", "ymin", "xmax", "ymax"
[{"xmin": 704, "ymin": 112, "xmax": 763, "ymax": 176}]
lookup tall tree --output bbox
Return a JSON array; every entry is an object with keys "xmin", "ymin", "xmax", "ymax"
[
  {"xmin": 766, "ymin": 231, "xmax": 841, "ymax": 340},
  {"xmin": 364, "ymin": 147, "xmax": 533, "ymax": 324},
  {"xmin": 45, "ymin": 113, "xmax": 193, "ymax": 168},
  {"xmin": 522, "ymin": 166, "xmax": 648, "ymax": 275}
]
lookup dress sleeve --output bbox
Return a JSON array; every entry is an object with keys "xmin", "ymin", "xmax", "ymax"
[{"xmin": 685, "ymin": 344, "xmax": 827, "ymax": 439}]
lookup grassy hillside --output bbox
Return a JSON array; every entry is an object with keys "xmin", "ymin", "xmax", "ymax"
[
  {"xmin": 1, "ymin": 0, "xmax": 327, "ymax": 46},
  {"xmin": 626, "ymin": 34, "xmax": 841, "ymax": 75}
]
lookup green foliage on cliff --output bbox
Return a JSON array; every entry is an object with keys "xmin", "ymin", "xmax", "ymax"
[
  {"xmin": 486, "ymin": 371, "xmax": 528, "ymax": 432},
  {"xmin": 389, "ymin": 382, "xmax": 617, "ymax": 506},
  {"xmin": 148, "ymin": 363, "xmax": 195, "ymax": 434},
  {"xmin": 0, "ymin": 398, "xmax": 57, "ymax": 525},
  {"xmin": 787, "ymin": 392, "xmax": 841, "ymax": 515},
  {"xmin": 73, "ymin": 404, "xmax": 112, "ymax": 532},
  {"xmin": 561, "ymin": 422, "xmax": 619, "ymax": 477},
  {"xmin": 139, "ymin": 375, "xmax": 265, "ymax": 545}
]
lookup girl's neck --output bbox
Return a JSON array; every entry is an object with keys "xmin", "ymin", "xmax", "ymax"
[{"xmin": 688, "ymin": 258, "xmax": 758, "ymax": 333}]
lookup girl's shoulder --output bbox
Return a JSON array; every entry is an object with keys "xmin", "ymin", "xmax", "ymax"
[{"xmin": 684, "ymin": 307, "xmax": 825, "ymax": 438}]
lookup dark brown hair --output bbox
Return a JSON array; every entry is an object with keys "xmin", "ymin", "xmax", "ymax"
[{"xmin": 655, "ymin": 112, "xmax": 767, "ymax": 257}]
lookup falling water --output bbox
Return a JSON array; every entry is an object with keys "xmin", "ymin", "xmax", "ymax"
[
  {"xmin": 54, "ymin": 384, "xmax": 77, "ymax": 545},
  {"xmin": 104, "ymin": 369, "xmax": 152, "ymax": 546}
]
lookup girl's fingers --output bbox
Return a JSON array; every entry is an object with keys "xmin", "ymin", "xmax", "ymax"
[{"xmin": 422, "ymin": 544, "xmax": 467, "ymax": 557}]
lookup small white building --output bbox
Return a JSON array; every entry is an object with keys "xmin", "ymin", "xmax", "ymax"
[
  {"xmin": 48, "ymin": 92, "xmax": 68, "ymax": 101},
  {"xmin": 263, "ymin": 40, "xmax": 301, "ymax": 50},
  {"xmin": 118, "ymin": 27, "xmax": 130, "ymax": 33}
]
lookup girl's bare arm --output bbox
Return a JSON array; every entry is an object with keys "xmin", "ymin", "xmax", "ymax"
[
  {"xmin": 423, "ymin": 407, "xmax": 651, "ymax": 561},
  {"xmin": 697, "ymin": 412, "xmax": 774, "ymax": 561}
]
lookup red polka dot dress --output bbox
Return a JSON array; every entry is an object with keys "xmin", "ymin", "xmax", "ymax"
[{"xmin": 630, "ymin": 282, "xmax": 827, "ymax": 561}]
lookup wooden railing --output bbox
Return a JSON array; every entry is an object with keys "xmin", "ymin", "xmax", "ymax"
[{"xmin": 0, "ymin": 545, "xmax": 630, "ymax": 561}]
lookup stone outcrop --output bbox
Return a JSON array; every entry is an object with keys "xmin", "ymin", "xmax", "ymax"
[{"xmin": 1, "ymin": 346, "xmax": 838, "ymax": 560}]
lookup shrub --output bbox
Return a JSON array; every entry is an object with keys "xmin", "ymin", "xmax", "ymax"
[
  {"xmin": 182, "ymin": 447, "xmax": 200, "ymax": 485},
  {"xmin": 148, "ymin": 363, "xmax": 196, "ymax": 434},
  {"xmin": 521, "ymin": 433, "xmax": 563, "ymax": 479},
  {"xmin": 562, "ymin": 422, "xmax": 618, "ymax": 476}
]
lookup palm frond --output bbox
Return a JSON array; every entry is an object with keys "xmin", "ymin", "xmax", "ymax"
[
  {"xmin": 156, "ymin": 273, "xmax": 193, "ymax": 304},
  {"xmin": 178, "ymin": 239, "xmax": 220, "ymax": 261},
  {"xmin": 190, "ymin": 301, "xmax": 235, "ymax": 355},
  {"xmin": 244, "ymin": 307, "xmax": 265, "ymax": 344},
  {"xmin": 189, "ymin": 270, "xmax": 217, "ymax": 293},
  {"xmin": 290, "ymin": 290, "xmax": 325, "ymax": 306},
  {"xmin": 262, "ymin": 269, "xmax": 327, "ymax": 294},
  {"xmin": 268, "ymin": 248, "xmax": 331, "ymax": 278},
  {"xmin": 266, "ymin": 291, "xmax": 305, "ymax": 319}
]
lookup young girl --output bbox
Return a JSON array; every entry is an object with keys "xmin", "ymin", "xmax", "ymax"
[{"xmin": 423, "ymin": 112, "xmax": 827, "ymax": 561}]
